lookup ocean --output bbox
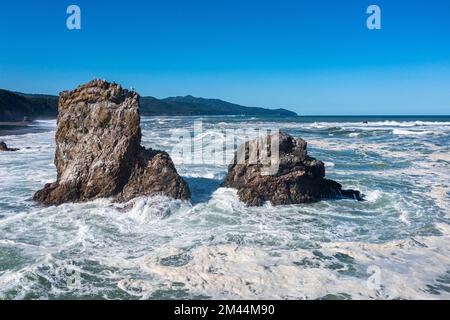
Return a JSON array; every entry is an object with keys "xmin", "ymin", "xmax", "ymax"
[{"xmin": 0, "ymin": 115, "xmax": 449, "ymax": 299}]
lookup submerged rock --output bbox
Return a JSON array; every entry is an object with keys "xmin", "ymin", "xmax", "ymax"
[
  {"xmin": 0, "ymin": 141, "xmax": 19, "ymax": 152},
  {"xmin": 222, "ymin": 132, "xmax": 362, "ymax": 206},
  {"xmin": 34, "ymin": 80, "xmax": 190, "ymax": 206}
]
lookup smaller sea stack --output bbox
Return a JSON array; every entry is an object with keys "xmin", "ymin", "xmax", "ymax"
[{"xmin": 223, "ymin": 132, "xmax": 362, "ymax": 206}]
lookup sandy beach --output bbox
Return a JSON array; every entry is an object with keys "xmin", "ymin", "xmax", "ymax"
[{"xmin": 0, "ymin": 121, "xmax": 51, "ymax": 136}]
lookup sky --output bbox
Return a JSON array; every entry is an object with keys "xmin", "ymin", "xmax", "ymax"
[{"xmin": 0, "ymin": 0, "xmax": 449, "ymax": 115}]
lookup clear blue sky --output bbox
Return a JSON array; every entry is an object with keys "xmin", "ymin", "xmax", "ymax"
[{"xmin": 1, "ymin": 0, "xmax": 449, "ymax": 115}]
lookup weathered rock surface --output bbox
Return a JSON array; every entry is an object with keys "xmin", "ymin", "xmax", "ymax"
[
  {"xmin": 223, "ymin": 132, "xmax": 362, "ymax": 206},
  {"xmin": 0, "ymin": 141, "xmax": 19, "ymax": 152},
  {"xmin": 34, "ymin": 80, "xmax": 190, "ymax": 205}
]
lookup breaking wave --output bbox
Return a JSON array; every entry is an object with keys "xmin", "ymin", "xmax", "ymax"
[{"xmin": 0, "ymin": 116, "xmax": 449, "ymax": 299}]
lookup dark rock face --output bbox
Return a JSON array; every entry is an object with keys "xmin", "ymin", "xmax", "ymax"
[
  {"xmin": 223, "ymin": 132, "xmax": 362, "ymax": 206},
  {"xmin": 34, "ymin": 80, "xmax": 190, "ymax": 206},
  {"xmin": 0, "ymin": 141, "xmax": 19, "ymax": 152}
]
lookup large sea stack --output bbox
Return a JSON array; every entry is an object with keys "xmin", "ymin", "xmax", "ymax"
[
  {"xmin": 34, "ymin": 80, "xmax": 190, "ymax": 205},
  {"xmin": 223, "ymin": 132, "xmax": 362, "ymax": 206}
]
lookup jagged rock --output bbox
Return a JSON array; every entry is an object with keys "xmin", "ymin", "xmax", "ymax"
[
  {"xmin": 222, "ymin": 132, "xmax": 362, "ymax": 206},
  {"xmin": 0, "ymin": 141, "xmax": 19, "ymax": 152},
  {"xmin": 34, "ymin": 80, "xmax": 190, "ymax": 206}
]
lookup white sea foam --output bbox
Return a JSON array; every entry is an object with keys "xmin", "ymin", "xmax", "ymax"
[
  {"xmin": 0, "ymin": 116, "xmax": 449, "ymax": 299},
  {"xmin": 32, "ymin": 119, "xmax": 57, "ymax": 128},
  {"xmin": 136, "ymin": 231, "xmax": 450, "ymax": 299},
  {"xmin": 364, "ymin": 190, "xmax": 382, "ymax": 203},
  {"xmin": 324, "ymin": 162, "xmax": 335, "ymax": 168},
  {"xmin": 392, "ymin": 129, "xmax": 433, "ymax": 136}
]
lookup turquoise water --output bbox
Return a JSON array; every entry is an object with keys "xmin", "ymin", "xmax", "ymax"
[{"xmin": 0, "ymin": 116, "xmax": 449, "ymax": 299}]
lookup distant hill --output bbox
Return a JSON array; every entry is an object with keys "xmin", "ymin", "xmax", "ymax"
[
  {"xmin": 0, "ymin": 90, "xmax": 58, "ymax": 121},
  {"xmin": 140, "ymin": 95, "xmax": 297, "ymax": 116},
  {"xmin": 0, "ymin": 89, "xmax": 297, "ymax": 121}
]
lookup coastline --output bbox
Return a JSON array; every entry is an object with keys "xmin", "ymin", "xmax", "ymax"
[{"xmin": 0, "ymin": 121, "xmax": 49, "ymax": 137}]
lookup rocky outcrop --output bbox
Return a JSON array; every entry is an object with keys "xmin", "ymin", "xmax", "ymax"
[
  {"xmin": 223, "ymin": 132, "xmax": 362, "ymax": 206},
  {"xmin": 0, "ymin": 141, "xmax": 19, "ymax": 152},
  {"xmin": 34, "ymin": 80, "xmax": 190, "ymax": 206}
]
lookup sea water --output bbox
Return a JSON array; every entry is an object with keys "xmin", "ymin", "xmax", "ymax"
[{"xmin": 0, "ymin": 116, "xmax": 449, "ymax": 299}]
